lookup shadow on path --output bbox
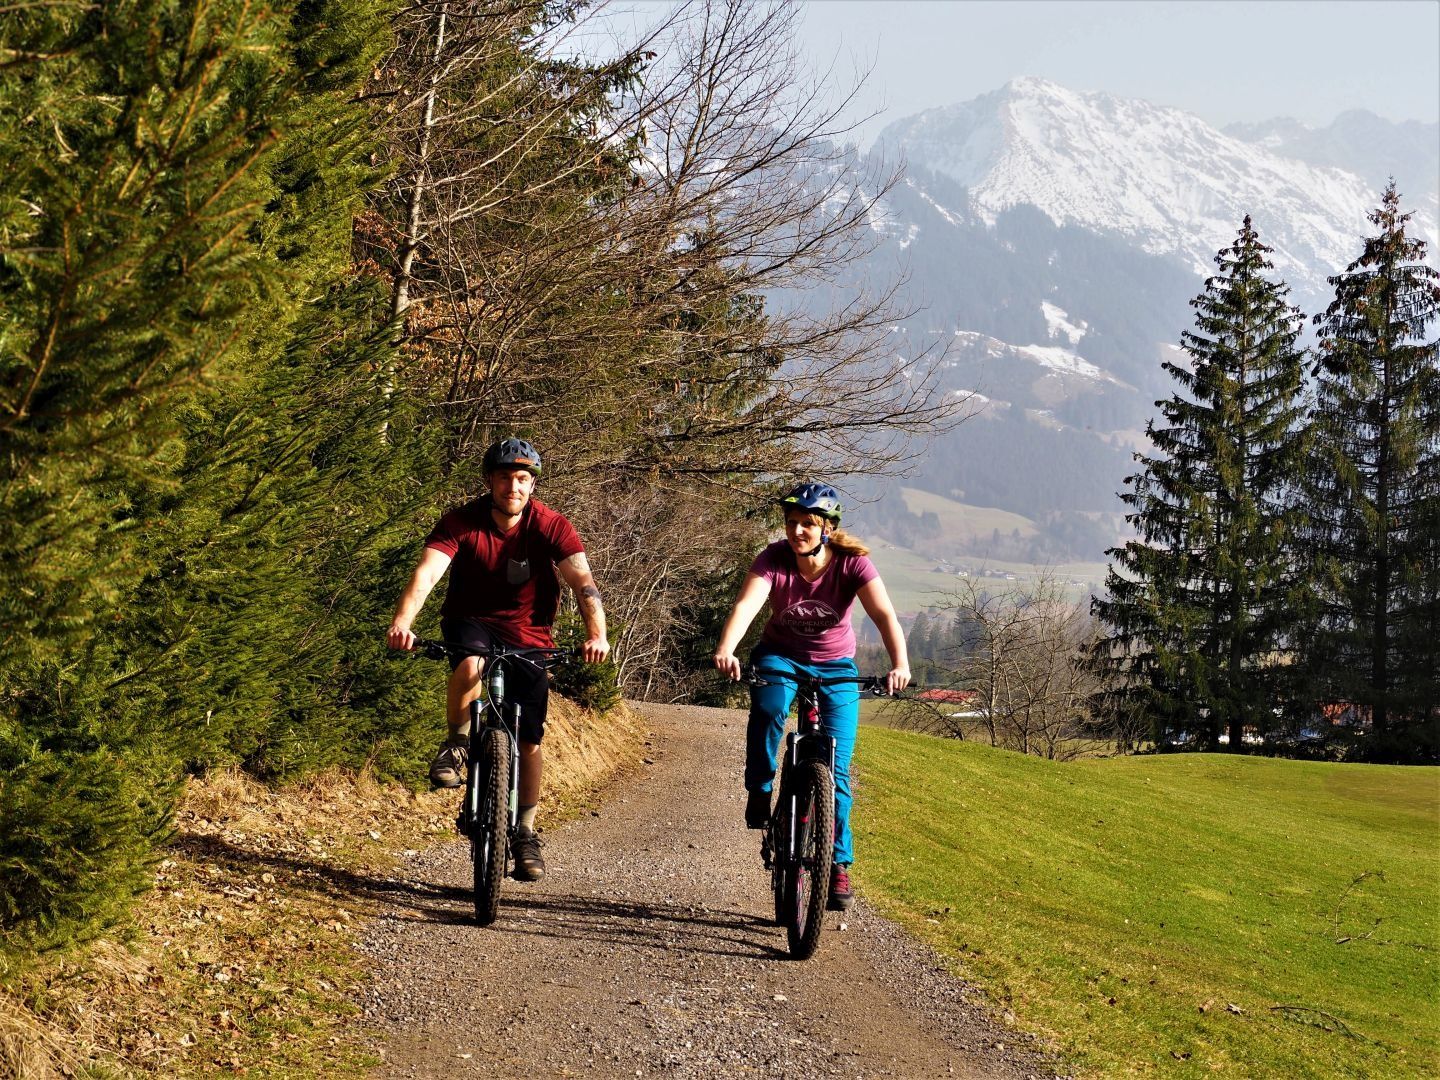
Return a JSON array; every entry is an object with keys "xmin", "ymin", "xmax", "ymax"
[
  {"xmin": 173, "ymin": 833, "xmax": 788, "ymax": 957},
  {"xmin": 499, "ymin": 891, "xmax": 788, "ymax": 961},
  {"xmin": 170, "ymin": 832, "xmax": 472, "ymax": 924}
]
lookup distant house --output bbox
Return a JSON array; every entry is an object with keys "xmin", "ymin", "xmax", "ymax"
[
  {"xmin": 1319, "ymin": 702, "xmax": 1372, "ymax": 729},
  {"xmin": 917, "ymin": 689, "xmax": 977, "ymax": 706}
]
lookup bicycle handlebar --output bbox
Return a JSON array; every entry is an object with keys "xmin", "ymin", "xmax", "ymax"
[
  {"xmin": 407, "ymin": 638, "xmax": 573, "ymax": 668},
  {"xmin": 739, "ymin": 665, "xmax": 896, "ymax": 697}
]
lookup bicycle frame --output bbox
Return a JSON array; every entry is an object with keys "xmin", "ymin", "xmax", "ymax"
[
  {"xmin": 461, "ymin": 671, "xmax": 520, "ymax": 841},
  {"xmin": 775, "ymin": 682, "xmax": 835, "ymax": 867},
  {"xmin": 742, "ymin": 666, "xmax": 886, "ymax": 958},
  {"xmin": 410, "ymin": 638, "xmax": 568, "ymax": 923}
]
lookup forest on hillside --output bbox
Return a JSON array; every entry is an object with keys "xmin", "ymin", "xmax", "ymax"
[{"xmin": 0, "ymin": 0, "xmax": 958, "ymax": 970}]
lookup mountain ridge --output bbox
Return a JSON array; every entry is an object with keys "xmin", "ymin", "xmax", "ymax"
[
  {"xmin": 801, "ymin": 80, "xmax": 1437, "ymax": 563},
  {"xmin": 871, "ymin": 77, "xmax": 1435, "ymax": 306}
]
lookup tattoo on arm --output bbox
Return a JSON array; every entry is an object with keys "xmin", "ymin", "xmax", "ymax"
[{"xmin": 581, "ymin": 584, "xmax": 603, "ymax": 611}]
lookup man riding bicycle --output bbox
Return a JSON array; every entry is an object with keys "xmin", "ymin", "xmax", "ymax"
[{"xmin": 386, "ymin": 437, "xmax": 609, "ymax": 882}]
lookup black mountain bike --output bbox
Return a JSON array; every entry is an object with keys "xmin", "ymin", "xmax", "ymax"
[
  {"xmin": 412, "ymin": 638, "xmax": 570, "ymax": 926},
  {"xmin": 742, "ymin": 667, "xmax": 889, "ymax": 959}
]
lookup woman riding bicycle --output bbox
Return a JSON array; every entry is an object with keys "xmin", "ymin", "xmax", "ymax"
[{"xmin": 713, "ymin": 482, "xmax": 910, "ymax": 910}]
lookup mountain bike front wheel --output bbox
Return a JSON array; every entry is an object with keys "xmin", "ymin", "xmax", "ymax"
[
  {"xmin": 471, "ymin": 728, "xmax": 511, "ymax": 926},
  {"xmin": 782, "ymin": 760, "xmax": 835, "ymax": 960}
]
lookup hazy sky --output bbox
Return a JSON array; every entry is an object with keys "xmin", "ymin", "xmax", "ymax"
[
  {"xmin": 597, "ymin": 2, "xmax": 1439, "ymax": 149},
  {"xmin": 793, "ymin": 0, "xmax": 1440, "ymax": 146}
]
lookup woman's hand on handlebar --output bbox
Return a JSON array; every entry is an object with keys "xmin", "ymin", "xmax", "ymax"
[
  {"xmin": 713, "ymin": 651, "xmax": 742, "ymax": 681},
  {"xmin": 387, "ymin": 624, "xmax": 417, "ymax": 651},
  {"xmin": 885, "ymin": 665, "xmax": 911, "ymax": 696}
]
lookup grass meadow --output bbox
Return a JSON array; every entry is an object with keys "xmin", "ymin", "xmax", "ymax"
[{"xmin": 853, "ymin": 730, "xmax": 1440, "ymax": 1077}]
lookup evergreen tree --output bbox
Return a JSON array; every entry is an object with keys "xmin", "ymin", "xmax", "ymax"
[
  {"xmin": 1094, "ymin": 217, "xmax": 1309, "ymax": 750},
  {"xmin": 1303, "ymin": 183, "xmax": 1440, "ymax": 761},
  {"xmin": 907, "ymin": 611, "xmax": 935, "ymax": 663},
  {"xmin": 0, "ymin": 0, "xmax": 416, "ymax": 964},
  {"xmin": 0, "ymin": 0, "xmax": 299, "ymax": 962}
]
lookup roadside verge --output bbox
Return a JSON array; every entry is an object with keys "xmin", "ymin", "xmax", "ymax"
[{"xmin": 1, "ymin": 698, "xmax": 646, "ymax": 1078}]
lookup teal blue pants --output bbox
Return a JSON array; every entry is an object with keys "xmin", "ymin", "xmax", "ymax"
[{"xmin": 745, "ymin": 647, "xmax": 860, "ymax": 866}]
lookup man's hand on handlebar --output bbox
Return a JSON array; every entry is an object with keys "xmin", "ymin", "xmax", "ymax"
[
  {"xmin": 386, "ymin": 624, "xmax": 417, "ymax": 651},
  {"xmin": 713, "ymin": 651, "xmax": 742, "ymax": 681},
  {"xmin": 582, "ymin": 637, "xmax": 610, "ymax": 664}
]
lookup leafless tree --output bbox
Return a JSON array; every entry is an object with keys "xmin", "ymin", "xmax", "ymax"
[
  {"xmin": 367, "ymin": 0, "xmax": 957, "ymax": 469},
  {"xmin": 363, "ymin": 0, "xmax": 965, "ymax": 696},
  {"xmin": 895, "ymin": 575, "xmax": 1102, "ymax": 760}
]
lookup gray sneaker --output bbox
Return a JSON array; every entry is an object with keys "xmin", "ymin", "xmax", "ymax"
[
  {"xmin": 511, "ymin": 829, "xmax": 545, "ymax": 881},
  {"xmin": 429, "ymin": 732, "xmax": 468, "ymax": 789}
]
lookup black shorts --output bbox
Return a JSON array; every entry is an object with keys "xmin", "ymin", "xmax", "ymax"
[{"xmin": 440, "ymin": 617, "xmax": 551, "ymax": 745}]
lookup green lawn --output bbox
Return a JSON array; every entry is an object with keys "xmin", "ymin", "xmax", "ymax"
[
  {"xmin": 898, "ymin": 487, "xmax": 1040, "ymax": 546},
  {"xmin": 853, "ymin": 730, "xmax": 1440, "ymax": 1078}
]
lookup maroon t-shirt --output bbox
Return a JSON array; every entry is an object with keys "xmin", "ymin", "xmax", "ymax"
[{"xmin": 424, "ymin": 496, "xmax": 585, "ymax": 648}]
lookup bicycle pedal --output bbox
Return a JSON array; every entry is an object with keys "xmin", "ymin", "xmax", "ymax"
[
  {"xmin": 454, "ymin": 812, "xmax": 470, "ymax": 838},
  {"xmin": 760, "ymin": 834, "xmax": 774, "ymax": 871}
]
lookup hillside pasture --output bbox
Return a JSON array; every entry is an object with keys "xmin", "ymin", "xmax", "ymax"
[
  {"xmin": 854, "ymin": 731, "xmax": 1440, "ymax": 1077},
  {"xmin": 849, "ymin": 487, "xmax": 1108, "ymax": 613},
  {"xmin": 862, "ymin": 540, "xmax": 1107, "ymax": 615},
  {"xmin": 898, "ymin": 487, "xmax": 1040, "ymax": 548}
]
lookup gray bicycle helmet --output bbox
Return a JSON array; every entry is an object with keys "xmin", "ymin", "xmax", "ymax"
[
  {"xmin": 778, "ymin": 481, "xmax": 842, "ymax": 523},
  {"xmin": 483, "ymin": 437, "xmax": 542, "ymax": 477}
]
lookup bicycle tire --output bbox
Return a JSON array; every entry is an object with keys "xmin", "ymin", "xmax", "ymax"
[
  {"xmin": 471, "ymin": 728, "xmax": 511, "ymax": 926},
  {"xmin": 783, "ymin": 760, "xmax": 835, "ymax": 959},
  {"xmin": 769, "ymin": 805, "xmax": 789, "ymax": 927}
]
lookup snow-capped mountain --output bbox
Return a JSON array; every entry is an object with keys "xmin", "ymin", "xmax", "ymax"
[
  {"xmin": 873, "ymin": 77, "xmax": 1434, "ymax": 305},
  {"xmin": 1224, "ymin": 110, "xmax": 1439, "ymax": 203},
  {"xmin": 801, "ymin": 79, "xmax": 1437, "ymax": 561}
]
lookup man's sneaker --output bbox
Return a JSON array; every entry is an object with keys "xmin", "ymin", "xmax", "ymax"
[
  {"xmin": 512, "ymin": 829, "xmax": 545, "ymax": 882},
  {"xmin": 745, "ymin": 788, "xmax": 772, "ymax": 829},
  {"xmin": 827, "ymin": 865, "xmax": 854, "ymax": 911},
  {"xmin": 428, "ymin": 732, "xmax": 468, "ymax": 789}
]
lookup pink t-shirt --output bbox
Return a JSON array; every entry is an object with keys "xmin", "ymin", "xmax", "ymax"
[{"xmin": 751, "ymin": 541, "xmax": 879, "ymax": 662}]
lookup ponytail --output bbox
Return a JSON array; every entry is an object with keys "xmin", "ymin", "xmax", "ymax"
[{"xmin": 827, "ymin": 527, "xmax": 869, "ymax": 557}]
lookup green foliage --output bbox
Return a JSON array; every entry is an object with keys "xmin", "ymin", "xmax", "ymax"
[
  {"xmin": 0, "ymin": 728, "xmax": 174, "ymax": 963},
  {"xmin": 0, "ymin": 0, "xmax": 431, "ymax": 970},
  {"xmin": 1094, "ymin": 218, "xmax": 1310, "ymax": 749},
  {"xmin": 1303, "ymin": 183, "xmax": 1440, "ymax": 760},
  {"xmin": 857, "ymin": 728, "xmax": 1440, "ymax": 1077},
  {"xmin": 1, "ymin": 1, "xmax": 292, "ymax": 660},
  {"xmin": 552, "ymin": 610, "xmax": 621, "ymax": 714}
]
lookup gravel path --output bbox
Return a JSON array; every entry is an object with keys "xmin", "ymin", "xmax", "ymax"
[{"xmin": 359, "ymin": 703, "xmax": 1062, "ymax": 1079}]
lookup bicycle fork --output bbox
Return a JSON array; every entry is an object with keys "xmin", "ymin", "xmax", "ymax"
[
  {"xmin": 763, "ymin": 708, "xmax": 836, "ymax": 870},
  {"xmin": 505, "ymin": 701, "xmax": 521, "ymax": 838}
]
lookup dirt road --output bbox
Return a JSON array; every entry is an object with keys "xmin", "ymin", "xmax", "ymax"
[{"xmin": 359, "ymin": 703, "xmax": 1060, "ymax": 1079}]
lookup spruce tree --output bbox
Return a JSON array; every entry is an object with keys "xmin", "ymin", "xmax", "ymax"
[
  {"xmin": 1094, "ymin": 217, "xmax": 1309, "ymax": 750},
  {"xmin": 1304, "ymin": 182, "xmax": 1440, "ymax": 761},
  {"xmin": 0, "ymin": 0, "xmax": 421, "ymax": 965},
  {"xmin": 1, "ymin": 0, "xmax": 303, "ymax": 962}
]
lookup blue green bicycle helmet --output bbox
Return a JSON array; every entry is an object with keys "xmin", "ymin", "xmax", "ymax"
[
  {"xmin": 778, "ymin": 482, "xmax": 842, "ymax": 524},
  {"xmin": 483, "ymin": 437, "xmax": 542, "ymax": 477}
]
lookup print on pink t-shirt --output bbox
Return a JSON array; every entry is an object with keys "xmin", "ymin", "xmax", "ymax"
[{"xmin": 750, "ymin": 540, "xmax": 878, "ymax": 662}]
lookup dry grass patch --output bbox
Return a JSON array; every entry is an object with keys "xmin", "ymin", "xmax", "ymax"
[{"xmin": 5, "ymin": 700, "xmax": 646, "ymax": 1078}]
